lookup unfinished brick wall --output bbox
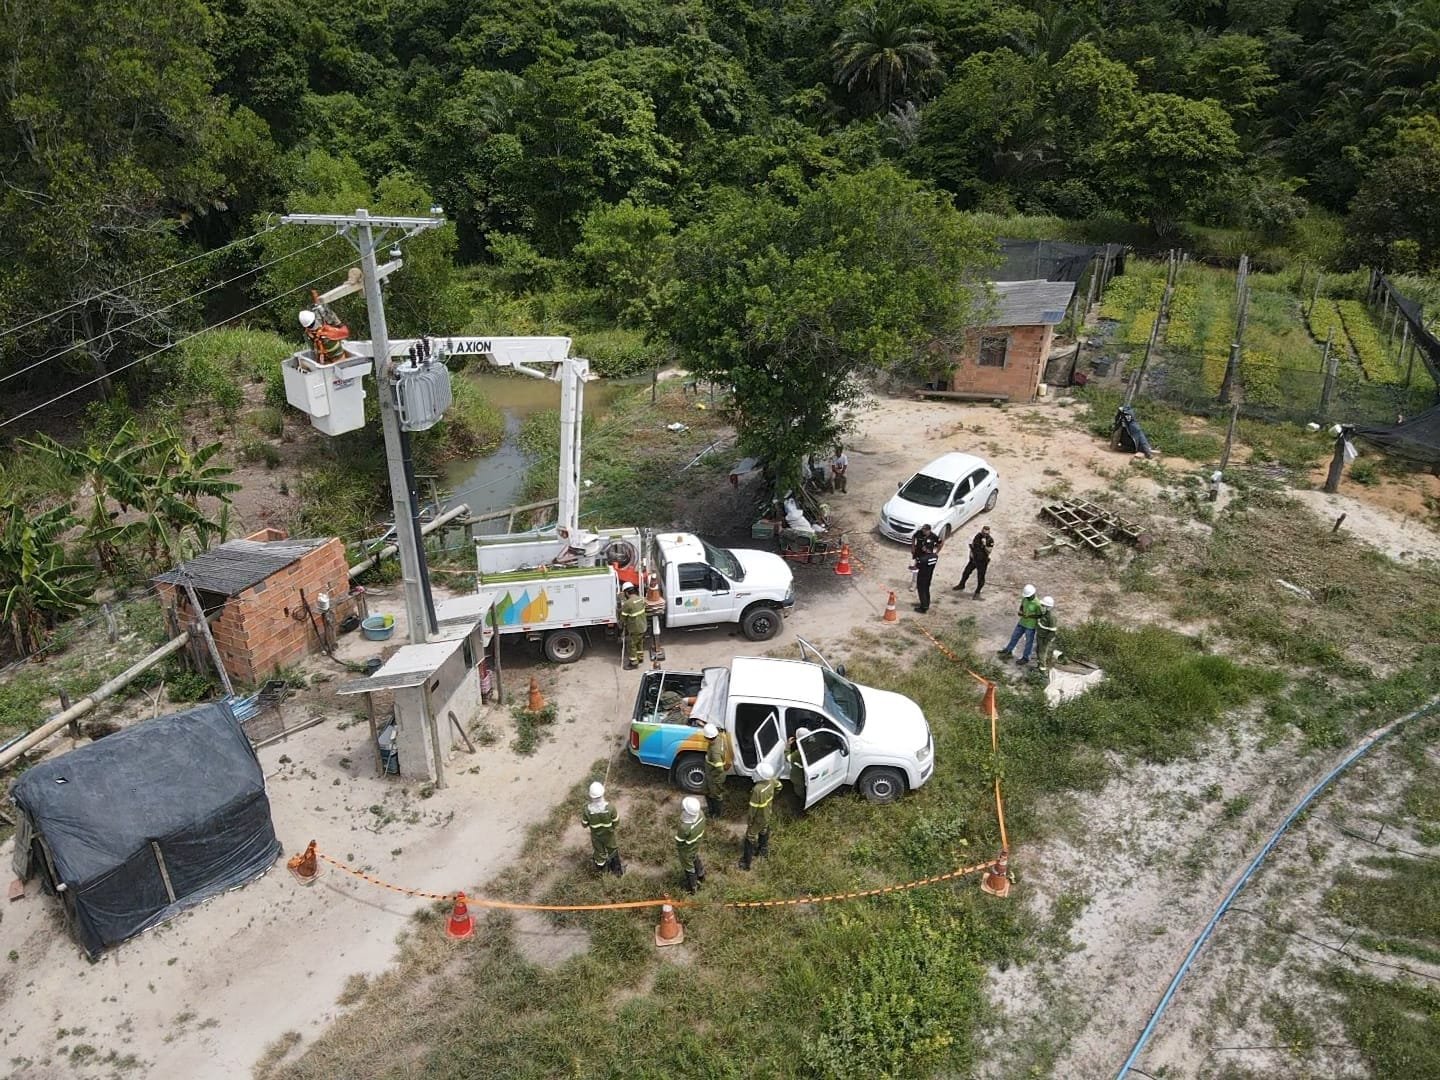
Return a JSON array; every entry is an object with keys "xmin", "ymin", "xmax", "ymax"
[{"xmin": 948, "ymin": 323, "xmax": 1054, "ymax": 403}]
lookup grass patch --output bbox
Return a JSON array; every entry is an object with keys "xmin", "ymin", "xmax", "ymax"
[
  {"xmin": 510, "ymin": 703, "xmax": 557, "ymax": 755},
  {"xmin": 1325, "ymin": 968, "xmax": 1440, "ymax": 1079},
  {"xmin": 1076, "ymin": 386, "xmax": 1224, "ymax": 462}
]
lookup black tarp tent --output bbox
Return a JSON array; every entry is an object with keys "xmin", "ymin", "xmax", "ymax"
[
  {"xmin": 10, "ymin": 701, "xmax": 280, "ymax": 958},
  {"xmin": 1354, "ymin": 403, "xmax": 1440, "ymax": 466}
]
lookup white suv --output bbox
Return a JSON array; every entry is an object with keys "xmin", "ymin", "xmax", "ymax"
[{"xmin": 878, "ymin": 452, "xmax": 999, "ymax": 543}]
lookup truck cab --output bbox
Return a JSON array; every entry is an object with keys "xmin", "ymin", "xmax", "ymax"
[
  {"xmin": 649, "ymin": 533, "xmax": 794, "ymax": 641},
  {"xmin": 628, "ymin": 654, "xmax": 934, "ymax": 807}
]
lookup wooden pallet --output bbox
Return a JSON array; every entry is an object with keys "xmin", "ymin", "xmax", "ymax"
[{"xmin": 1039, "ymin": 500, "xmax": 1147, "ymax": 554}]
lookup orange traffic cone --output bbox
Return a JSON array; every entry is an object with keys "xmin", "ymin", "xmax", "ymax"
[
  {"xmin": 527, "ymin": 676, "xmax": 545, "ymax": 712},
  {"xmin": 882, "ymin": 590, "xmax": 898, "ymax": 623},
  {"xmin": 446, "ymin": 893, "xmax": 476, "ymax": 940},
  {"xmin": 834, "ymin": 544, "xmax": 853, "ymax": 576},
  {"xmin": 645, "ymin": 573, "xmax": 663, "ymax": 605},
  {"xmin": 287, "ymin": 840, "xmax": 319, "ymax": 886},
  {"xmin": 980, "ymin": 850, "xmax": 1011, "ymax": 898},
  {"xmin": 654, "ymin": 902, "xmax": 685, "ymax": 947}
]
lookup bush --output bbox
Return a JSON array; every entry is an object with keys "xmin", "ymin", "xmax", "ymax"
[
  {"xmin": 238, "ymin": 439, "xmax": 282, "ymax": 469},
  {"xmin": 573, "ymin": 330, "xmax": 668, "ymax": 379},
  {"xmin": 163, "ymin": 664, "xmax": 214, "ymax": 703}
]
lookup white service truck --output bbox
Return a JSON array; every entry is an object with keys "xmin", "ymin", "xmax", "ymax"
[{"xmin": 628, "ymin": 646, "xmax": 935, "ymax": 806}]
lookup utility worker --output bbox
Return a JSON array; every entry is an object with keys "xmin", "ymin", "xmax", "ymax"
[
  {"xmin": 910, "ymin": 523, "xmax": 943, "ymax": 613},
  {"xmin": 786, "ymin": 729, "xmax": 810, "ymax": 811},
  {"xmin": 703, "ymin": 721, "xmax": 727, "ymax": 818},
  {"xmin": 1035, "ymin": 596, "xmax": 1059, "ymax": 672},
  {"xmin": 740, "ymin": 761, "xmax": 780, "ymax": 870},
  {"xmin": 830, "ymin": 444, "xmax": 849, "ymax": 494},
  {"xmin": 675, "ymin": 796, "xmax": 707, "ymax": 894},
  {"xmin": 656, "ymin": 687, "xmax": 692, "ymax": 722},
  {"xmin": 619, "ymin": 582, "xmax": 648, "ymax": 668},
  {"xmin": 298, "ymin": 307, "xmax": 348, "ymax": 364},
  {"xmin": 580, "ymin": 781, "xmax": 622, "ymax": 877},
  {"xmin": 952, "ymin": 525, "xmax": 994, "ymax": 598},
  {"xmin": 998, "ymin": 584, "xmax": 1043, "ymax": 665}
]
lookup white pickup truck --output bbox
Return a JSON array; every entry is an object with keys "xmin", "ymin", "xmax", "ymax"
[
  {"xmin": 444, "ymin": 527, "xmax": 794, "ymax": 663},
  {"xmin": 628, "ymin": 645, "xmax": 935, "ymax": 806}
]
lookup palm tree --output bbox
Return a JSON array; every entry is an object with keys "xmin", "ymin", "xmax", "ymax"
[{"xmin": 832, "ymin": 2, "xmax": 938, "ymax": 114}]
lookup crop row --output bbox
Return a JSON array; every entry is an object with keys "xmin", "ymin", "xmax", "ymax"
[
  {"xmin": 1240, "ymin": 350, "xmax": 1284, "ymax": 408},
  {"xmin": 1164, "ymin": 280, "xmax": 1235, "ymax": 393},
  {"xmin": 1335, "ymin": 301, "xmax": 1402, "ymax": 383},
  {"xmin": 1099, "ymin": 274, "xmax": 1166, "ymax": 344}
]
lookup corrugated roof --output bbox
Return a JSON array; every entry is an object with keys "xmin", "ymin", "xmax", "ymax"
[
  {"xmin": 985, "ymin": 280, "xmax": 1077, "ymax": 327},
  {"xmin": 154, "ymin": 538, "xmax": 330, "ymax": 596}
]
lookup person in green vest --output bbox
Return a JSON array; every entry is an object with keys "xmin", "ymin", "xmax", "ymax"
[
  {"xmin": 703, "ymin": 722, "xmax": 727, "ymax": 818},
  {"xmin": 998, "ymin": 584, "xmax": 1043, "ymax": 665},
  {"xmin": 786, "ymin": 731, "xmax": 809, "ymax": 812},
  {"xmin": 740, "ymin": 762, "xmax": 781, "ymax": 870},
  {"xmin": 1035, "ymin": 595, "xmax": 1059, "ymax": 672},
  {"xmin": 580, "ymin": 781, "xmax": 622, "ymax": 877},
  {"xmin": 675, "ymin": 796, "xmax": 707, "ymax": 893},
  {"xmin": 619, "ymin": 582, "xmax": 648, "ymax": 668}
]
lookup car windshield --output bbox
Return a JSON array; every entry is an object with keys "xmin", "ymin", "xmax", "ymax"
[
  {"xmin": 822, "ymin": 669, "xmax": 866, "ymax": 734},
  {"xmin": 897, "ymin": 473, "xmax": 952, "ymax": 508},
  {"xmin": 701, "ymin": 539, "xmax": 744, "ymax": 581}
]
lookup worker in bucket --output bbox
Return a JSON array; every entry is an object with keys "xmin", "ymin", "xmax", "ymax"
[
  {"xmin": 703, "ymin": 722, "xmax": 728, "ymax": 818},
  {"xmin": 675, "ymin": 796, "xmax": 707, "ymax": 894},
  {"xmin": 297, "ymin": 304, "xmax": 348, "ymax": 364},
  {"xmin": 1035, "ymin": 596, "xmax": 1059, "ymax": 673},
  {"xmin": 740, "ymin": 761, "xmax": 781, "ymax": 871},
  {"xmin": 619, "ymin": 582, "xmax": 648, "ymax": 668},
  {"xmin": 997, "ymin": 584, "xmax": 1042, "ymax": 665},
  {"xmin": 580, "ymin": 781, "xmax": 623, "ymax": 877}
]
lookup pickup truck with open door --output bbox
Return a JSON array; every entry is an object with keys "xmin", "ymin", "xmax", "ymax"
[{"xmin": 627, "ymin": 643, "xmax": 934, "ymax": 807}]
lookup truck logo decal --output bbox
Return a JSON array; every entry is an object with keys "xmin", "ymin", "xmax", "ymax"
[{"xmin": 488, "ymin": 589, "xmax": 551, "ymax": 626}]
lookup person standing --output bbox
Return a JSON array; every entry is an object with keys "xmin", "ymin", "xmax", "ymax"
[
  {"xmin": 998, "ymin": 584, "xmax": 1042, "ymax": 664},
  {"xmin": 830, "ymin": 444, "xmax": 849, "ymax": 494},
  {"xmin": 619, "ymin": 582, "xmax": 648, "ymax": 668},
  {"xmin": 952, "ymin": 525, "xmax": 994, "ymax": 598},
  {"xmin": 740, "ymin": 762, "xmax": 781, "ymax": 870},
  {"xmin": 703, "ymin": 722, "xmax": 727, "ymax": 818},
  {"xmin": 910, "ymin": 523, "xmax": 943, "ymax": 613},
  {"xmin": 580, "ymin": 782, "xmax": 622, "ymax": 877},
  {"xmin": 786, "ymin": 733, "xmax": 808, "ymax": 811},
  {"xmin": 1035, "ymin": 596, "xmax": 1059, "ymax": 671},
  {"xmin": 675, "ymin": 796, "xmax": 707, "ymax": 894}
]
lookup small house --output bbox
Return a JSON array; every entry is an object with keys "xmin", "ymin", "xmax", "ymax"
[{"xmin": 946, "ymin": 280, "xmax": 1077, "ymax": 403}]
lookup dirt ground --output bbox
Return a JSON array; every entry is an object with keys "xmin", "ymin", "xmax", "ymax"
[{"xmin": 2, "ymin": 391, "xmax": 1435, "ymax": 1078}]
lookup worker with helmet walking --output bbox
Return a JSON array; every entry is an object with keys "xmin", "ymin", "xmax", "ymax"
[
  {"xmin": 580, "ymin": 782, "xmax": 623, "ymax": 877},
  {"xmin": 998, "ymin": 584, "xmax": 1043, "ymax": 664},
  {"xmin": 1035, "ymin": 596, "xmax": 1059, "ymax": 672},
  {"xmin": 740, "ymin": 762, "xmax": 781, "ymax": 870},
  {"xmin": 619, "ymin": 582, "xmax": 648, "ymax": 668},
  {"xmin": 675, "ymin": 796, "xmax": 707, "ymax": 893},
  {"xmin": 703, "ymin": 722, "xmax": 728, "ymax": 817}
]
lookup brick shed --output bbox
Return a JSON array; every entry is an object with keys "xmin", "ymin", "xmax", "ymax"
[
  {"xmin": 155, "ymin": 528, "xmax": 351, "ymax": 685},
  {"xmin": 947, "ymin": 280, "xmax": 1076, "ymax": 403}
]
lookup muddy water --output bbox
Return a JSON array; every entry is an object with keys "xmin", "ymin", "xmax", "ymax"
[{"xmin": 441, "ymin": 371, "xmax": 629, "ymax": 528}]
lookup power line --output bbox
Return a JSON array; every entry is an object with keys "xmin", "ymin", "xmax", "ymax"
[
  {"xmin": 0, "ymin": 223, "xmax": 280, "ymax": 344},
  {"xmin": 0, "ymin": 233, "xmax": 336, "ymax": 386},
  {"xmin": 0, "ymin": 257, "xmax": 361, "ymax": 431}
]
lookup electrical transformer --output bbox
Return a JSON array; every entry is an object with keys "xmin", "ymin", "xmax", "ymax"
[{"xmin": 393, "ymin": 360, "xmax": 453, "ymax": 431}]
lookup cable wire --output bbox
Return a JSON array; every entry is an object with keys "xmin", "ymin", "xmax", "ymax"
[
  {"xmin": 0, "ymin": 223, "xmax": 280, "ymax": 344},
  {"xmin": 0, "ymin": 258, "xmax": 360, "ymax": 430},
  {"xmin": 0, "ymin": 233, "xmax": 335, "ymax": 386}
]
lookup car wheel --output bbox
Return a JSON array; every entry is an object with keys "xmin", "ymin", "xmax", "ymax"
[
  {"xmin": 938, "ymin": 524, "xmax": 951, "ymax": 543},
  {"xmin": 544, "ymin": 629, "xmax": 584, "ymax": 663},
  {"xmin": 858, "ymin": 766, "xmax": 906, "ymax": 804},
  {"xmin": 673, "ymin": 752, "xmax": 708, "ymax": 794},
  {"xmin": 984, "ymin": 489, "xmax": 998, "ymax": 512},
  {"xmin": 742, "ymin": 605, "xmax": 782, "ymax": 641}
]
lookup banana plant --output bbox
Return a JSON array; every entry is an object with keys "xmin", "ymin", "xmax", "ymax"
[{"xmin": 0, "ymin": 501, "xmax": 95, "ymax": 656}]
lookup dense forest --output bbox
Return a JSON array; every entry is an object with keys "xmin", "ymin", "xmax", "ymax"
[{"xmin": 3, "ymin": 0, "xmax": 1439, "ymax": 415}]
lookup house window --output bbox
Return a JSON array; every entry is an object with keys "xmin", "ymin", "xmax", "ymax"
[{"xmin": 978, "ymin": 335, "xmax": 1009, "ymax": 368}]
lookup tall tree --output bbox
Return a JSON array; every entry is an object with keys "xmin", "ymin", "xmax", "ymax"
[{"xmin": 832, "ymin": 2, "xmax": 939, "ymax": 114}]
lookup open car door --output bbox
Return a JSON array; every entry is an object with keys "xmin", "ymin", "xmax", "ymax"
[
  {"xmin": 751, "ymin": 711, "xmax": 786, "ymax": 779},
  {"xmin": 798, "ymin": 728, "xmax": 849, "ymax": 809},
  {"xmin": 795, "ymin": 636, "xmax": 847, "ymax": 676}
]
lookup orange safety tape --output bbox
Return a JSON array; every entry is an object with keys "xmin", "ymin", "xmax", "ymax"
[{"xmin": 308, "ymin": 849, "xmax": 994, "ymax": 912}]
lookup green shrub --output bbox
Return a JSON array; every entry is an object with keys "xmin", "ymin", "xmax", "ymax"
[
  {"xmin": 238, "ymin": 439, "xmax": 282, "ymax": 468},
  {"xmin": 573, "ymin": 329, "xmax": 667, "ymax": 379},
  {"xmin": 252, "ymin": 407, "xmax": 285, "ymax": 438},
  {"xmin": 1348, "ymin": 459, "xmax": 1380, "ymax": 485},
  {"xmin": 164, "ymin": 666, "xmax": 215, "ymax": 703}
]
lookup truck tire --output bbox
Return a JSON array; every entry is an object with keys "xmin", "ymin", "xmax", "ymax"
[
  {"xmin": 672, "ymin": 752, "xmax": 708, "ymax": 794},
  {"xmin": 741, "ymin": 604, "xmax": 782, "ymax": 642},
  {"xmin": 858, "ymin": 766, "xmax": 906, "ymax": 804},
  {"xmin": 543, "ymin": 629, "xmax": 585, "ymax": 664}
]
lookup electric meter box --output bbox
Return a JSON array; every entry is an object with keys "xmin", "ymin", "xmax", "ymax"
[
  {"xmin": 394, "ymin": 361, "xmax": 453, "ymax": 431},
  {"xmin": 281, "ymin": 351, "xmax": 373, "ymax": 436}
]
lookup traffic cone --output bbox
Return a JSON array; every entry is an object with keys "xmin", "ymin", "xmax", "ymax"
[
  {"xmin": 882, "ymin": 590, "xmax": 898, "ymax": 623},
  {"xmin": 834, "ymin": 544, "xmax": 853, "ymax": 576},
  {"xmin": 654, "ymin": 902, "xmax": 685, "ymax": 947},
  {"xmin": 981, "ymin": 850, "xmax": 1011, "ymax": 898},
  {"xmin": 446, "ymin": 893, "xmax": 476, "ymax": 940},
  {"xmin": 287, "ymin": 840, "xmax": 319, "ymax": 886},
  {"xmin": 645, "ymin": 573, "xmax": 663, "ymax": 605},
  {"xmin": 527, "ymin": 676, "xmax": 544, "ymax": 712}
]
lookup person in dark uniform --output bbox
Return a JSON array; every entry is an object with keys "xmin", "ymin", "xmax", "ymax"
[
  {"xmin": 952, "ymin": 525, "xmax": 994, "ymax": 598},
  {"xmin": 910, "ymin": 523, "xmax": 943, "ymax": 613}
]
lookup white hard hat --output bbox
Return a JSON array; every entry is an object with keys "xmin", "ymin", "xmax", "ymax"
[
  {"xmin": 622, "ymin": 582, "xmax": 637, "ymax": 593},
  {"xmin": 681, "ymin": 796, "xmax": 702, "ymax": 819},
  {"xmin": 1022, "ymin": 585, "xmax": 1037, "ymax": 598},
  {"xmin": 298, "ymin": 309, "xmax": 317, "ymax": 328},
  {"xmin": 796, "ymin": 727, "xmax": 812, "ymax": 740},
  {"xmin": 702, "ymin": 722, "xmax": 718, "ymax": 739},
  {"xmin": 757, "ymin": 762, "xmax": 775, "ymax": 781},
  {"xmin": 588, "ymin": 781, "xmax": 605, "ymax": 800},
  {"xmin": 1041, "ymin": 596, "xmax": 1054, "ymax": 608}
]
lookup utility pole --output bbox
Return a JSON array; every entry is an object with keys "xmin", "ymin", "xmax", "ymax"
[
  {"xmin": 281, "ymin": 209, "xmax": 443, "ymax": 645},
  {"xmin": 1318, "ymin": 328, "xmax": 1337, "ymax": 418}
]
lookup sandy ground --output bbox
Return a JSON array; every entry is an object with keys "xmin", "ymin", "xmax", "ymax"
[{"xmin": 2, "ymin": 392, "xmax": 1436, "ymax": 1078}]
